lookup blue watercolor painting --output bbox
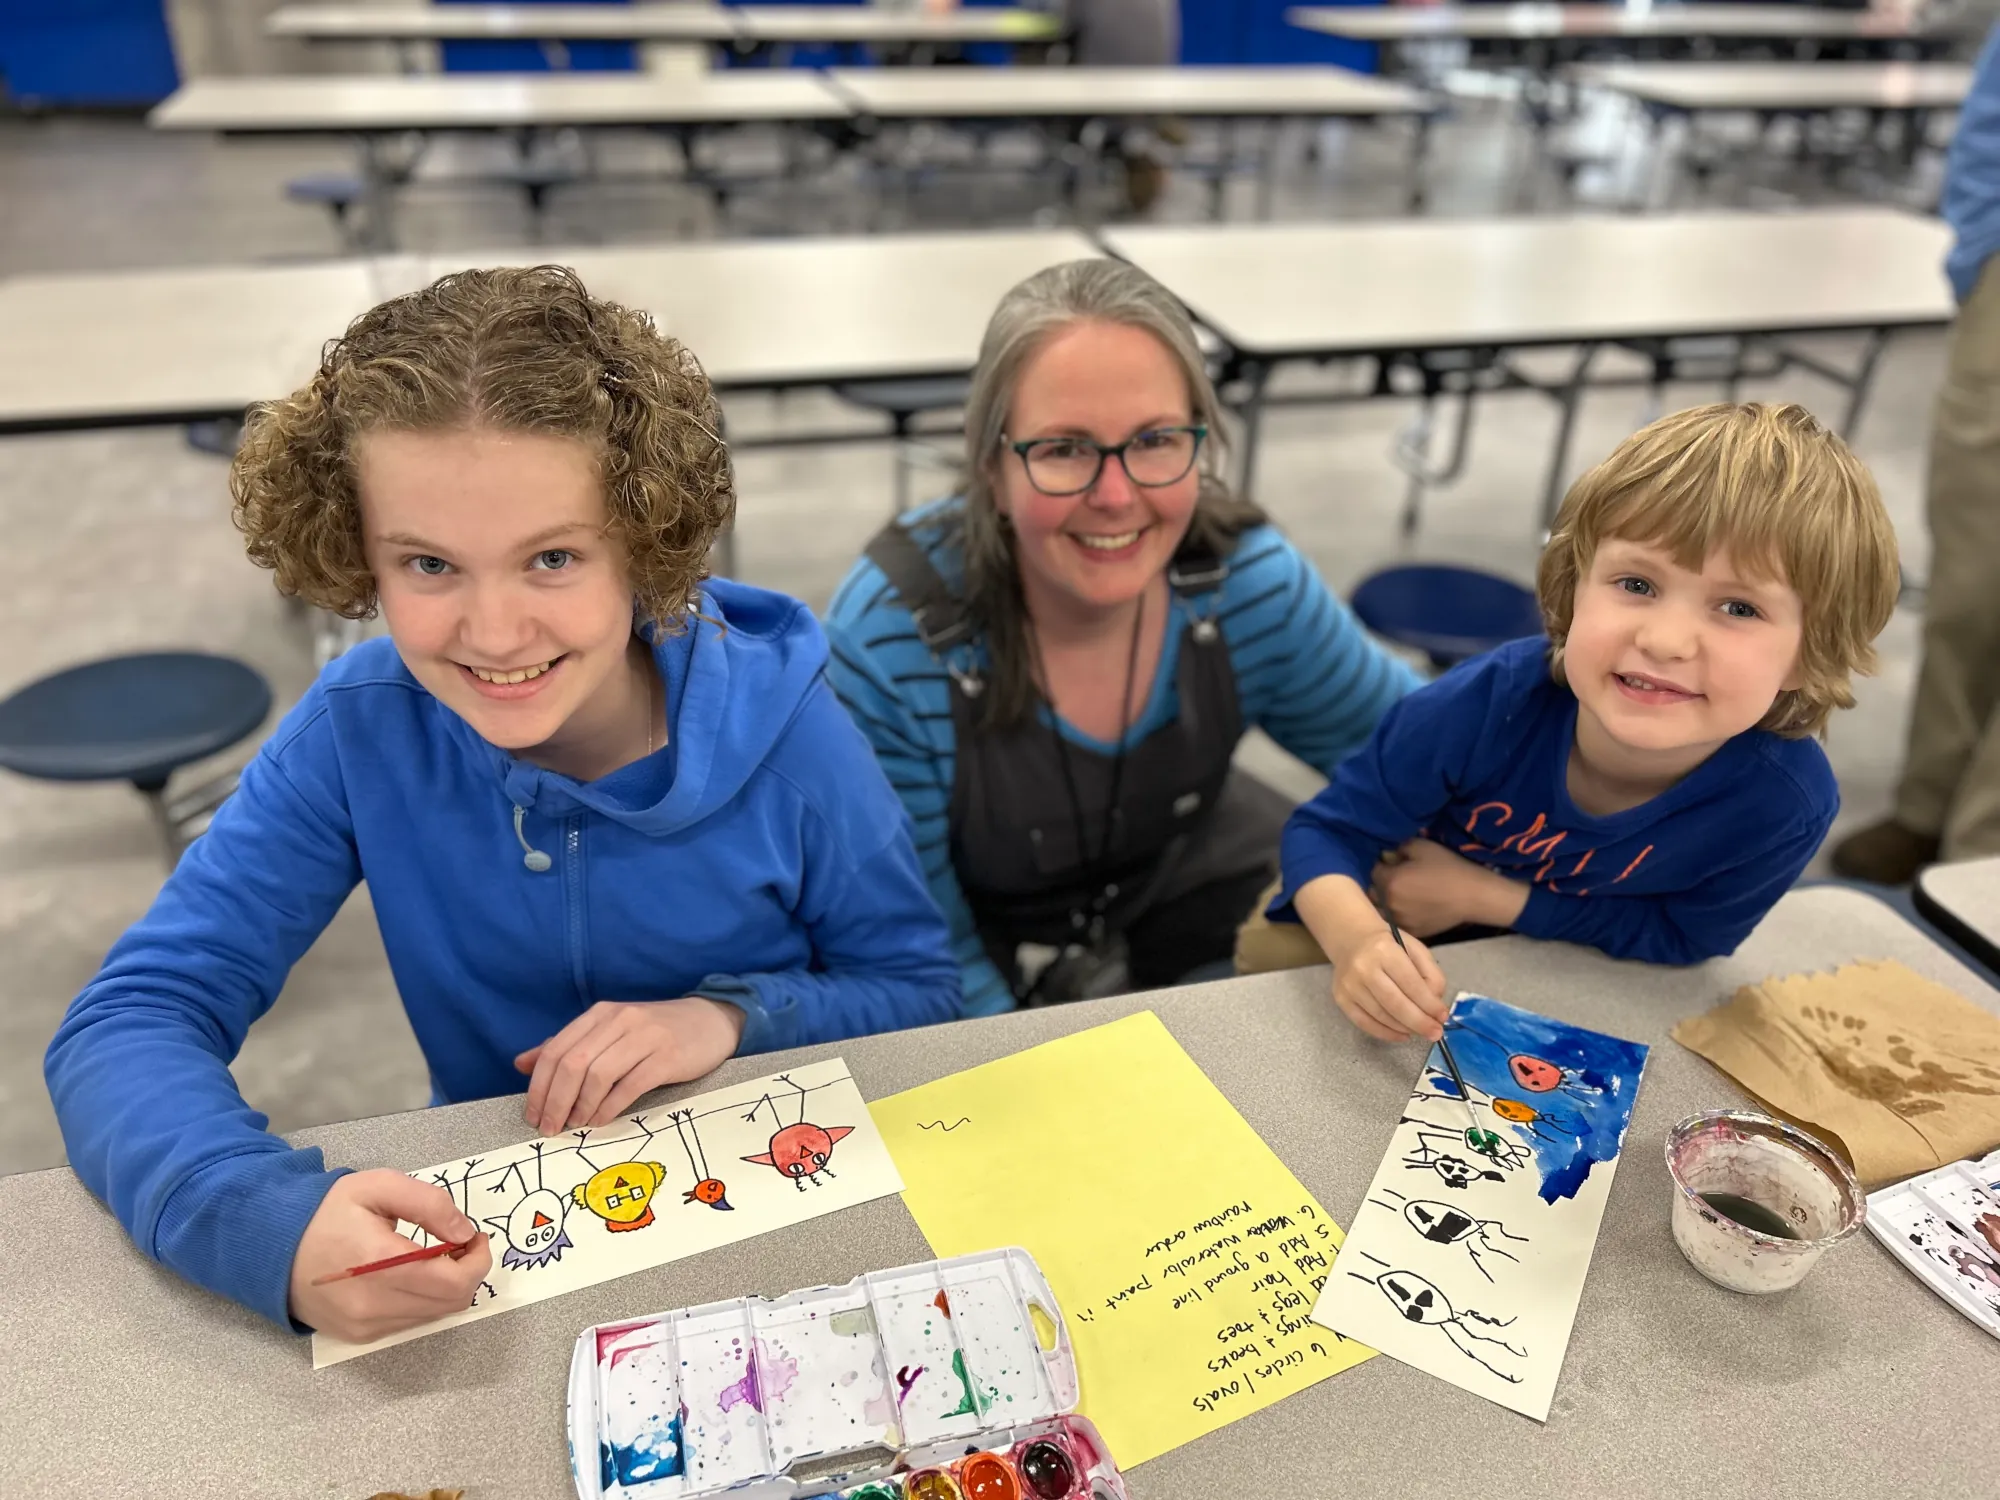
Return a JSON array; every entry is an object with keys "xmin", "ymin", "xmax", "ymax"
[{"xmin": 1430, "ymin": 995, "xmax": 1649, "ymax": 1204}]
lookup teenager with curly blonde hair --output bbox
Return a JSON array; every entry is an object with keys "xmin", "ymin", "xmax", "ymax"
[
  {"xmin": 1256, "ymin": 403, "xmax": 1899, "ymax": 1043},
  {"xmin": 46, "ymin": 266, "xmax": 956, "ymax": 1348}
]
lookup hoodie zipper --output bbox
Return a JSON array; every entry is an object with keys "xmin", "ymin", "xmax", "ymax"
[{"xmin": 563, "ymin": 815, "xmax": 591, "ymax": 1006}]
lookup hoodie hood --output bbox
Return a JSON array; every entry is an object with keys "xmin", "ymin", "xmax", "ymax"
[{"xmin": 437, "ymin": 578, "xmax": 830, "ymax": 836}]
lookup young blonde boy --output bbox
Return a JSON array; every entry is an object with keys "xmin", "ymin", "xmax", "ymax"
[{"xmin": 1254, "ymin": 402, "xmax": 1900, "ymax": 1043}]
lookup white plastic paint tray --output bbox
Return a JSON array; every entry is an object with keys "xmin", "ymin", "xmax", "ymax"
[{"xmin": 568, "ymin": 1246, "xmax": 1128, "ymax": 1500}]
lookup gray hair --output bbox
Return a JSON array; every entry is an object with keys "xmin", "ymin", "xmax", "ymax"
[{"xmin": 947, "ymin": 259, "xmax": 1263, "ymax": 729}]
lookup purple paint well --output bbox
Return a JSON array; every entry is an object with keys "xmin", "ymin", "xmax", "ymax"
[{"xmin": 718, "ymin": 1341, "xmax": 801, "ymax": 1414}]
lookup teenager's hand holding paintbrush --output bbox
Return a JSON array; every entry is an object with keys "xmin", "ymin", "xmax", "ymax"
[{"xmin": 288, "ymin": 1170, "xmax": 493, "ymax": 1345}]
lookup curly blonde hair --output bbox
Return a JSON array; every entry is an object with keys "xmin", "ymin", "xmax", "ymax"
[
  {"xmin": 231, "ymin": 264, "xmax": 734, "ymax": 630},
  {"xmin": 1538, "ymin": 402, "xmax": 1899, "ymax": 739}
]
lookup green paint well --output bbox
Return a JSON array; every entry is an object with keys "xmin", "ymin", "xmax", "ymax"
[
  {"xmin": 1699, "ymin": 1192, "xmax": 1801, "ymax": 1240},
  {"xmin": 945, "ymin": 1349, "xmax": 980, "ymax": 1418}
]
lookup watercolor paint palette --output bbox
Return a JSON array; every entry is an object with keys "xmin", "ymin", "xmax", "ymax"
[
  {"xmin": 1865, "ymin": 1151, "xmax": 2000, "ymax": 1341},
  {"xmin": 567, "ymin": 1248, "xmax": 1130, "ymax": 1500}
]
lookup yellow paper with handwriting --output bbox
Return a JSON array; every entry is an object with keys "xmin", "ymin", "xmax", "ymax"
[{"xmin": 869, "ymin": 1011, "xmax": 1373, "ymax": 1466}]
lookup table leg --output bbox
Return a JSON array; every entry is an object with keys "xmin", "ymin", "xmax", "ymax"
[
  {"xmin": 1407, "ymin": 111, "xmax": 1432, "ymax": 213},
  {"xmin": 356, "ymin": 134, "xmax": 399, "ymax": 252},
  {"xmin": 1539, "ymin": 343, "xmax": 1601, "ymax": 532},
  {"xmin": 1257, "ymin": 118, "xmax": 1281, "ymax": 222},
  {"xmin": 1839, "ymin": 328, "xmax": 1892, "ymax": 439},
  {"xmin": 1232, "ymin": 359, "xmax": 1272, "ymax": 498}
]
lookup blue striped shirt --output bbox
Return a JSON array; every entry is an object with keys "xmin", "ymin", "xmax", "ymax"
[{"xmin": 824, "ymin": 499, "xmax": 1422, "ymax": 1015}]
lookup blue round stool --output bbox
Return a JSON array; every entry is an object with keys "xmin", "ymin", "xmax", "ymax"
[
  {"xmin": 1351, "ymin": 564, "xmax": 1543, "ymax": 671},
  {"xmin": 0, "ymin": 653, "xmax": 273, "ymax": 864}
]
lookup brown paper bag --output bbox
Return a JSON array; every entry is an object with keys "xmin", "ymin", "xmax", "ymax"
[{"xmin": 1672, "ymin": 959, "xmax": 2000, "ymax": 1189}]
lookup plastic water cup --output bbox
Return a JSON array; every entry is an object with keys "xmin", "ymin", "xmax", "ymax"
[{"xmin": 1663, "ymin": 1109, "xmax": 1864, "ymax": 1294}]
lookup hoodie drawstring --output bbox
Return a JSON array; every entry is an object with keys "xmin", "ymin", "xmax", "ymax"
[{"xmin": 513, "ymin": 805, "xmax": 553, "ymax": 873}]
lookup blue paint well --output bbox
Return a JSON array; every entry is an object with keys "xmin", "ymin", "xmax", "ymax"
[
  {"xmin": 608, "ymin": 1410, "xmax": 685, "ymax": 1488},
  {"xmin": 1442, "ymin": 995, "xmax": 1648, "ymax": 1203}
]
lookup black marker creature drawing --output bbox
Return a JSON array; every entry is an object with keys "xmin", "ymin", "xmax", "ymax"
[
  {"xmin": 1369, "ymin": 1187, "xmax": 1528, "ymax": 1282},
  {"xmin": 1344, "ymin": 1250, "xmax": 1527, "ymax": 1382},
  {"xmin": 1403, "ymin": 1129, "xmax": 1508, "ymax": 1190}
]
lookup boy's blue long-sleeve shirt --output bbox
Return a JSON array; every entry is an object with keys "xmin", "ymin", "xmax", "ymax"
[
  {"xmin": 1274, "ymin": 637, "xmax": 1838, "ymax": 966},
  {"xmin": 44, "ymin": 579, "xmax": 959, "ymax": 1330}
]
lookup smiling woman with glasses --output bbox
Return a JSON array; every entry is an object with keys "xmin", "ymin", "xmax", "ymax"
[{"xmin": 824, "ymin": 259, "xmax": 1421, "ymax": 1013}]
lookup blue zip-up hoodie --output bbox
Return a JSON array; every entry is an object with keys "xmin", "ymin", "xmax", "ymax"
[{"xmin": 45, "ymin": 579, "xmax": 958, "ymax": 1329}]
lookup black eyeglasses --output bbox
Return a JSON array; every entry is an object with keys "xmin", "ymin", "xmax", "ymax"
[{"xmin": 1005, "ymin": 425, "xmax": 1208, "ymax": 497}]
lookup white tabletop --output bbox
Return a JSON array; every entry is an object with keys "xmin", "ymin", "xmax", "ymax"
[
  {"xmin": 825, "ymin": 63, "xmax": 1430, "ymax": 118},
  {"xmin": 267, "ymin": 2, "xmax": 1062, "ymax": 45},
  {"xmin": 268, "ymin": 2, "xmax": 741, "ymax": 42},
  {"xmin": 148, "ymin": 71, "xmax": 852, "ymax": 132},
  {"xmin": 1575, "ymin": 59, "xmax": 1974, "ymax": 111},
  {"xmin": 732, "ymin": 5, "xmax": 1062, "ymax": 43},
  {"xmin": 1288, "ymin": 3, "xmax": 1945, "ymax": 44},
  {"xmin": 418, "ymin": 228, "xmax": 1100, "ymax": 387},
  {"xmin": 1102, "ymin": 207, "xmax": 1953, "ymax": 358},
  {"xmin": 1916, "ymin": 856, "xmax": 2000, "ymax": 973},
  {"xmin": 0, "ymin": 258, "xmax": 429, "ymax": 432},
  {"xmin": 5, "ymin": 887, "xmax": 1997, "ymax": 1496},
  {"xmin": 0, "ymin": 231, "xmax": 1098, "ymax": 432}
]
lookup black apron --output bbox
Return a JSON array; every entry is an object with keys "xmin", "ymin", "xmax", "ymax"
[{"xmin": 865, "ymin": 522, "xmax": 1281, "ymax": 998}]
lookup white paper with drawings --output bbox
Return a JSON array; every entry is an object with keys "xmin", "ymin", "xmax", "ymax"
[
  {"xmin": 1311, "ymin": 995, "xmax": 1649, "ymax": 1421},
  {"xmin": 314, "ymin": 1058, "xmax": 902, "ymax": 1368}
]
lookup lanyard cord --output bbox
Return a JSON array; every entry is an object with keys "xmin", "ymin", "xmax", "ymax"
[{"xmin": 1028, "ymin": 590, "xmax": 1146, "ymax": 941}]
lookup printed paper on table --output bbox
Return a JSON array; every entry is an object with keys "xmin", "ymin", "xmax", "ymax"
[
  {"xmin": 1311, "ymin": 995, "xmax": 1648, "ymax": 1421},
  {"xmin": 870, "ymin": 1011, "xmax": 1374, "ymax": 1467},
  {"xmin": 314, "ymin": 1058, "xmax": 901, "ymax": 1368}
]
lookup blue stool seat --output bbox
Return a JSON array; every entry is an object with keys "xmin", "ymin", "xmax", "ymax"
[
  {"xmin": 0, "ymin": 652, "xmax": 272, "ymax": 792},
  {"xmin": 284, "ymin": 173, "xmax": 365, "ymax": 208},
  {"xmin": 1351, "ymin": 564, "xmax": 1542, "ymax": 670},
  {"xmin": 832, "ymin": 377, "xmax": 972, "ymax": 424}
]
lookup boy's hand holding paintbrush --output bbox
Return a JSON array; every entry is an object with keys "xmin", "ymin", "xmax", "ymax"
[
  {"xmin": 1291, "ymin": 873, "xmax": 1449, "ymax": 1043},
  {"xmin": 288, "ymin": 1170, "xmax": 492, "ymax": 1345}
]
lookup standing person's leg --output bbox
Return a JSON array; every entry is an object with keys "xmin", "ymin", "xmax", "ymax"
[
  {"xmin": 1942, "ymin": 694, "xmax": 2000, "ymax": 859},
  {"xmin": 1070, "ymin": 0, "xmax": 1181, "ymax": 212},
  {"xmin": 1835, "ymin": 259, "xmax": 2000, "ymax": 881}
]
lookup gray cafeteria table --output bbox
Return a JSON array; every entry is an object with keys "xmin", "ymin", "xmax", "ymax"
[
  {"xmin": 1288, "ymin": 3, "xmax": 1952, "ymax": 47},
  {"xmin": 0, "ymin": 228, "xmax": 1101, "ymax": 577},
  {"xmin": 1102, "ymin": 206, "xmax": 1953, "ymax": 510},
  {"xmin": 1915, "ymin": 856, "xmax": 2000, "ymax": 980},
  {"xmin": 0, "ymin": 229, "xmax": 1095, "ymax": 436},
  {"xmin": 6, "ymin": 884, "xmax": 1995, "ymax": 1496},
  {"xmin": 1576, "ymin": 60, "xmax": 1974, "ymax": 203},
  {"xmin": 148, "ymin": 71, "xmax": 855, "ymax": 246},
  {"xmin": 824, "ymin": 64, "xmax": 1438, "ymax": 212},
  {"xmin": 267, "ymin": 2, "xmax": 1066, "ymax": 68}
]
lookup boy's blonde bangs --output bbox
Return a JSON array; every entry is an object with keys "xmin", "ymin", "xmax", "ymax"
[{"xmin": 1537, "ymin": 402, "xmax": 1900, "ymax": 739}]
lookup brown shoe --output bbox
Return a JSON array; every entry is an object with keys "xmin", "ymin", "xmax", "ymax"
[
  {"xmin": 1829, "ymin": 819, "xmax": 1940, "ymax": 885},
  {"xmin": 1122, "ymin": 152, "xmax": 1167, "ymax": 214}
]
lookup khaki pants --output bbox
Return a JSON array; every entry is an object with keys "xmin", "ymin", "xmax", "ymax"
[
  {"xmin": 1896, "ymin": 257, "xmax": 2000, "ymax": 858},
  {"xmin": 1233, "ymin": 877, "xmax": 1329, "ymax": 974}
]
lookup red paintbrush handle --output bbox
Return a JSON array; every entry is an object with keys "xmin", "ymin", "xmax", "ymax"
[{"xmin": 310, "ymin": 1237, "xmax": 475, "ymax": 1287}]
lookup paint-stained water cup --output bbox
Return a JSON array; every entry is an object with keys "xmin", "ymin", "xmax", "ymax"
[{"xmin": 1663, "ymin": 1110, "xmax": 1864, "ymax": 1294}]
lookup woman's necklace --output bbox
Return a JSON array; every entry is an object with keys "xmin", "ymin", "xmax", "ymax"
[{"xmin": 1029, "ymin": 592, "xmax": 1146, "ymax": 946}]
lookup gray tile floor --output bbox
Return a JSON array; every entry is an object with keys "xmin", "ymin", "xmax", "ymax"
[{"xmin": 0, "ymin": 94, "xmax": 1948, "ymax": 1175}]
